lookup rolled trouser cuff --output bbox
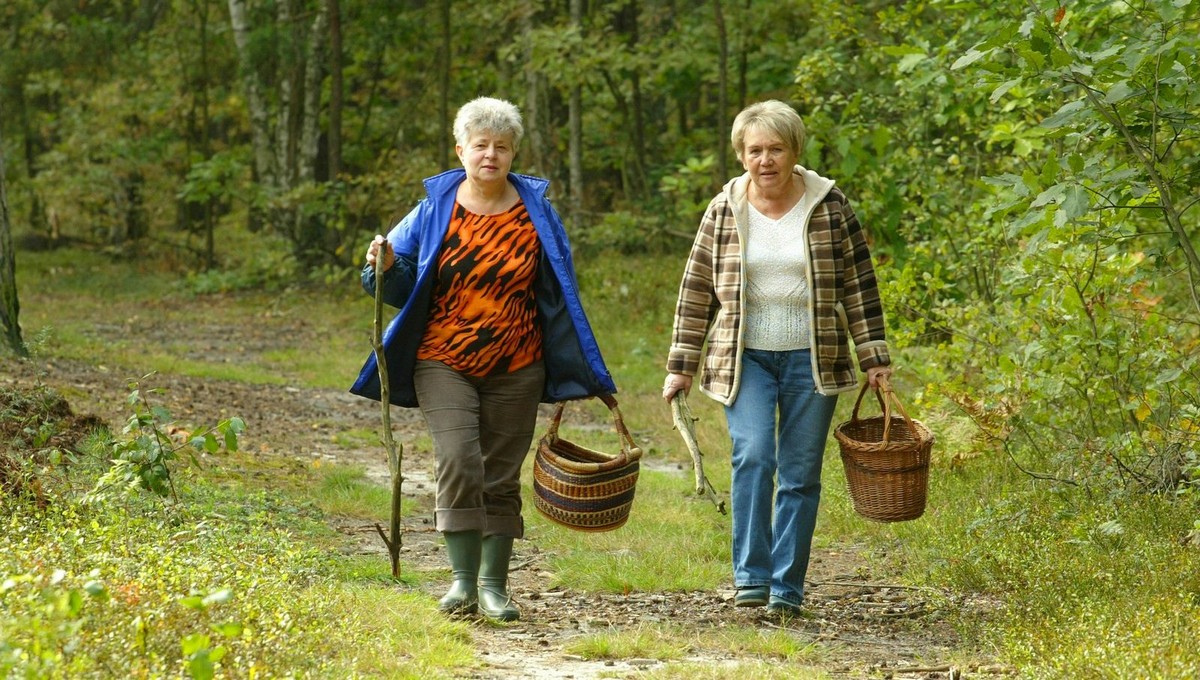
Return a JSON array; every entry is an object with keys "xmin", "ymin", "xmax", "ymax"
[
  {"xmin": 484, "ymin": 514, "xmax": 524, "ymax": 539},
  {"xmin": 435, "ymin": 507, "xmax": 486, "ymax": 533}
]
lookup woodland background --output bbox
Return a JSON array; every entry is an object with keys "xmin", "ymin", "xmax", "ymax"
[
  {"xmin": 1, "ymin": 0, "xmax": 1199, "ymax": 678},
  {"xmin": 4, "ymin": 0, "xmax": 1196, "ymax": 499}
]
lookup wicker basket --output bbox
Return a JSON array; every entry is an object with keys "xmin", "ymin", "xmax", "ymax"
[
  {"xmin": 533, "ymin": 394, "xmax": 642, "ymax": 532},
  {"xmin": 833, "ymin": 379, "xmax": 934, "ymax": 522}
]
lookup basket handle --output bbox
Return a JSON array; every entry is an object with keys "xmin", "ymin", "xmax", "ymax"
[
  {"xmin": 849, "ymin": 375, "xmax": 917, "ymax": 444},
  {"xmin": 546, "ymin": 394, "xmax": 643, "ymax": 462}
]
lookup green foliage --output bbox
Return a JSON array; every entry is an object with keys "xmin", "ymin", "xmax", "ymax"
[
  {"xmin": 906, "ymin": 476, "xmax": 1200, "ymax": 678},
  {"xmin": 658, "ymin": 154, "xmax": 717, "ymax": 229},
  {"xmin": 88, "ymin": 375, "xmax": 245, "ymax": 502},
  {"xmin": 1, "ymin": 468, "xmax": 475, "ymax": 678},
  {"xmin": 5, "ymin": 1, "xmax": 1200, "ymax": 674},
  {"xmin": 920, "ymin": 0, "xmax": 1200, "ymax": 493},
  {"xmin": 179, "ymin": 150, "xmax": 249, "ymax": 208},
  {"xmin": 1, "ymin": 490, "xmax": 330, "ymax": 678}
]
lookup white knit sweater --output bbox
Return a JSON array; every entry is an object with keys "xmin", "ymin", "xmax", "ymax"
[{"xmin": 743, "ymin": 198, "xmax": 811, "ymax": 351}]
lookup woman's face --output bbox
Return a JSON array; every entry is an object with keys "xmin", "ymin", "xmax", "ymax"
[
  {"xmin": 456, "ymin": 130, "xmax": 515, "ymax": 184},
  {"xmin": 739, "ymin": 125, "xmax": 797, "ymax": 194}
]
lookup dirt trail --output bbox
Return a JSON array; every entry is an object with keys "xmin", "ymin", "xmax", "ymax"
[{"xmin": 3, "ymin": 352, "xmax": 990, "ymax": 679}]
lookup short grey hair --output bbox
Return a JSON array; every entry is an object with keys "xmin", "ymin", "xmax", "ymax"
[
  {"xmin": 453, "ymin": 97, "xmax": 524, "ymax": 150},
  {"xmin": 730, "ymin": 100, "xmax": 806, "ymax": 160}
]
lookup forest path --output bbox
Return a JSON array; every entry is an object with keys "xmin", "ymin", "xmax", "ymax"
[{"xmin": 5, "ymin": 353, "xmax": 992, "ymax": 679}]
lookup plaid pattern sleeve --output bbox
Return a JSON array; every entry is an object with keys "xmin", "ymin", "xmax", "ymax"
[
  {"xmin": 830, "ymin": 190, "xmax": 888, "ymax": 371},
  {"xmin": 806, "ymin": 186, "xmax": 890, "ymax": 393},
  {"xmin": 838, "ymin": 195, "xmax": 890, "ymax": 370},
  {"xmin": 667, "ymin": 195, "xmax": 727, "ymax": 377}
]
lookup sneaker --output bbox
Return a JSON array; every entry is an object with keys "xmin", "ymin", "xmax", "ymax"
[
  {"xmin": 734, "ymin": 586, "xmax": 769, "ymax": 607},
  {"xmin": 767, "ymin": 595, "xmax": 802, "ymax": 617}
]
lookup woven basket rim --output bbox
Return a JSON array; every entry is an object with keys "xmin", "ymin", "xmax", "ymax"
[
  {"xmin": 538, "ymin": 435, "xmax": 642, "ymax": 474},
  {"xmin": 834, "ymin": 415, "xmax": 934, "ymax": 453}
]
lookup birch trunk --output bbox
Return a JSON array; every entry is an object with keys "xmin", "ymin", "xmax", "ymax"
[
  {"xmin": 298, "ymin": 6, "xmax": 327, "ymax": 185},
  {"xmin": 227, "ymin": 0, "xmax": 278, "ymax": 193},
  {"xmin": 295, "ymin": 6, "xmax": 328, "ymax": 258},
  {"xmin": 277, "ymin": 0, "xmax": 298, "ymax": 188},
  {"xmin": 521, "ymin": 7, "xmax": 546, "ymax": 176}
]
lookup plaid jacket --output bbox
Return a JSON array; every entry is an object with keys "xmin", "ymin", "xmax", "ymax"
[{"xmin": 665, "ymin": 166, "xmax": 890, "ymax": 404}]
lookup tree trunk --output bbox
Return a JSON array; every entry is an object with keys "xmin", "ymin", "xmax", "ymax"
[
  {"xmin": 738, "ymin": 0, "xmax": 749, "ymax": 109},
  {"xmin": 298, "ymin": 7, "xmax": 327, "ymax": 186},
  {"xmin": 568, "ymin": 0, "xmax": 584, "ymax": 229},
  {"xmin": 13, "ymin": 70, "xmax": 49, "ymax": 244},
  {"xmin": 439, "ymin": 0, "xmax": 452, "ymax": 170},
  {"xmin": 619, "ymin": 0, "xmax": 648, "ymax": 200},
  {"xmin": 199, "ymin": 0, "xmax": 215, "ymax": 269},
  {"xmin": 227, "ymin": 0, "xmax": 279, "ymax": 196},
  {"xmin": 296, "ymin": 6, "xmax": 329, "ymax": 260},
  {"xmin": 0, "ymin": 124, "xmax": 27, "ymax": 357},
  {"xmin": 327, "ymin": 0, "xmax": 343, "ymax": 181},
  {"xmin": 228, "ymin": 0, "xmax": 327, "ymax": 260},
  {"xmin": 278, "ymin": 0, "xmax": 300, "ymax": 189},
  {"xmin": 713, "ymin": 0, "xmax": 729, "ymax": 182},
  {"xmin": 521, "ymin": 6, "xmax": 547, "ymax": 176}
]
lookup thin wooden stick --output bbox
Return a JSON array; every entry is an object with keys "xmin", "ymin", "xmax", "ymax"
[
  {"xmin": 670, "ymin": 392, "xmax": 726, "ymax": 514},
  {"xmin": 370, "ymin": 252, "xmax": 404, "ymax": 579}
]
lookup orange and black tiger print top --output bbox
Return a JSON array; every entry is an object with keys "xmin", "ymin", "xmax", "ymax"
[{"xmin": 417, "ymin": 201, "xmax": 543, "ymax": 376}]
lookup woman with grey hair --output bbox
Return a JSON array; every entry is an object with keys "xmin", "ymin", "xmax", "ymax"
[
  {"xmin": 662, "ymin": 100, "xmax": 892, "ymax": 617},
  {"xmin": 351, "ymin": 97, "xmax": 616, "ymax": 621}
]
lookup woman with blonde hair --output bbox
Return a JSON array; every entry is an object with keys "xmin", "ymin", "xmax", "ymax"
[{"xmin": 663, "ymin": 100, "xmax": 892, "ymax": 616}]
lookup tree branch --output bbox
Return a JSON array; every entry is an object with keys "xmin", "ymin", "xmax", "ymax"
[{"xmin": 670, "ymin": 392, "xmax": 726, "ymax": 514}]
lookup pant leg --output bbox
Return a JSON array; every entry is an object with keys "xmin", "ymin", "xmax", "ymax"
[
  {"xmin": 770, "ymin": 349, "xmax": 838, "ymax": 605},
  {"xmin": 477, "ymin": 360, "xmax": 545, "ymax": 539},
  {"xmin": 724, "ymin": 349, "xmax": 779, "ymax": 589},
  {"xmin": 414, "ymin": 360, "xmax": 487, "ymax": 533}
]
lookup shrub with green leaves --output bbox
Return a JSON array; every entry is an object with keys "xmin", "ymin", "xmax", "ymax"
[{"xmin": 88, "ymin": 375, "xmax": 245, "ymax": 502}]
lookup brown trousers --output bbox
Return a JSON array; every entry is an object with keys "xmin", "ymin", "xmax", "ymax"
[{"xmin": 413, "ymin": 359, "xmax": 545, "ymax": 538}]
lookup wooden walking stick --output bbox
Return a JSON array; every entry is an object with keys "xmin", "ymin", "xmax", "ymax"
[
  {"xmin": 670, "ymin": 391, "xmax": 726, "ymax": 514},
  {"xmin": 370, "ymin": 249, "xmax": 405, "ymax": 578}
]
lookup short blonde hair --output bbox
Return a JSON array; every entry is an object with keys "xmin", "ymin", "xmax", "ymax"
[
  {"xmin": 730, "ymin": 100, "xmax": 806, "ymax": 160},
  {"xmin": 453, "ymin": 97, "xmax": 524, "ymax": 150}
]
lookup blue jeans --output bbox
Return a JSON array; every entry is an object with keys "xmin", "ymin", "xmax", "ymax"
[{"xmin": 725, "ymin": 348, "xmax": 838, "ymax": 606}]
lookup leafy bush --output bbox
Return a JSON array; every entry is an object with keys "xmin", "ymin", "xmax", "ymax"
[{"xmin": 87, "ymin": 376, "xmax": 245, "ymax": 502}]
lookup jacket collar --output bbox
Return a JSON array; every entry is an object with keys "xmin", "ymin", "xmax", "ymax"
[{"xmin": 422, "ymin": 167, "xmax": 550, "ymax": 202}]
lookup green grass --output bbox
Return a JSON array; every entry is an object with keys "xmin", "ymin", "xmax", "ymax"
[
  {"xmin": 567, "ymin": 622, "xmax": 825, "ymax": 663},
  {"xmin": 525, "ymin": 465, "xmax": 730, "ymax": 593},
  {"xmin": 0, "ymin": 451, "xmax": 470, "ymax": 679},
  {"xmin": 310, "ymin": 462, "xmax": 420, "ymax": 520},
  {"xmin": 15, "ymin": 248, "xmax": 374, "ymax": 389},
  {"xmin": 565, "ymin": 622, "xmax": 693, "ymax": 661},
  {"xmin": 7, "ymin": 247, "xmax": 1200, "ymax": 677}
]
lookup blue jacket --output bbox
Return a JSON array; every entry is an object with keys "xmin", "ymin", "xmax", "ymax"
[{"xmin": 349, "ymin": 168, "xmax": 617, "ymax": 407}]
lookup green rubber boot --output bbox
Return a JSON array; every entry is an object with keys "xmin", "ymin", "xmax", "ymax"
[
  {"xmin": 438, "ymin": 531, "xmax": 481, "ymax": 614},
  {"xmin": 478, "ymin": 535, "xmax": 519, "ymax": 622}
]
